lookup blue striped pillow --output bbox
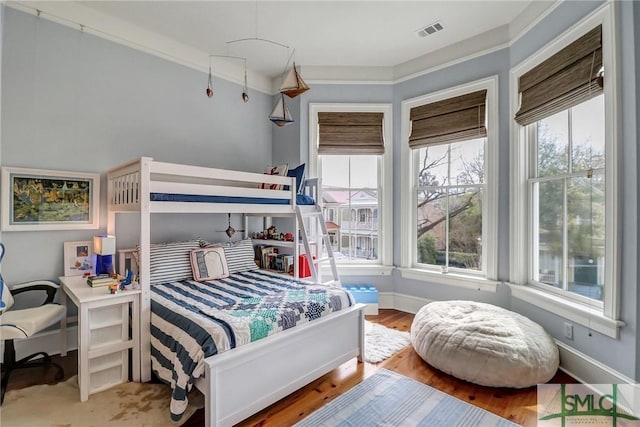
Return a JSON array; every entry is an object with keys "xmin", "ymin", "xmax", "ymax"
[
  {"xmin": 148, "ymin": 240, "xmax": 202, "ymax": 285},
  {"xmin": 222, "ymin": 239, "xmax": 259, "ymax": 273}
]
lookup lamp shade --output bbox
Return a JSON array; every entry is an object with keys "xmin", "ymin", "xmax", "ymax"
[{"xmin": 93, "ymin": 235, "xmax": 116, "ymax": 255}]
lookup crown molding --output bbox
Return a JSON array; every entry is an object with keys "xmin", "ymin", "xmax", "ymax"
[
  {"xmin": 8, "ymin": 1, "xmax": 560, "ymax": 93},
  {"xmin": 287, "ymin": 65, "xmax": 395, "ymax": 89},
  {"xmin": 508, "ymin": 0, "xmax": 563, "ymax": 46},
  {"xmin": 5, "ymin": 1, "xmax": 274, "ymax": 94},
  {"xmin": 392, "ymin": 25, "xmax": 510, "ymax": 84}
]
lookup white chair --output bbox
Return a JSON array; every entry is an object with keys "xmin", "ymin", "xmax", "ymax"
[{"xmin": 0, "ymin": 243, "xmax": 66, "ymax": 404}]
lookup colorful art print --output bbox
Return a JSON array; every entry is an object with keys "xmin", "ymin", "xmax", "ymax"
[
  {"xmin": 63, "ymin": 241, "xmax": 96, "ymax": 276},
  {"xmin": 1, "ymin": 167, "xmax": 100, "ymax": 231}
]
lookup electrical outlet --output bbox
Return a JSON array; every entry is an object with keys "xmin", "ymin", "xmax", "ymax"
[{"xmin": 564, "ymin": 322, "xmax": 573, "ymax": 340}]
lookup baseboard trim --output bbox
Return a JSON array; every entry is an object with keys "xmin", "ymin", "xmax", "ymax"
[
  {"xmin": 555, "ymin": 340, "xmax": 634, "ymax": 385},
  {"xmin": 379, "ymin": 292, "xmax": 432, "ymax": 314},
  {"xmin": 0, "ymin": 325, "xmax": 78, "ymax": 363}
]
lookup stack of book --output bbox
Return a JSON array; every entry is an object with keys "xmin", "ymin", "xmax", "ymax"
[{"xmin": 86, "ymin": 274, "xmax": 117, "ymax": 287}]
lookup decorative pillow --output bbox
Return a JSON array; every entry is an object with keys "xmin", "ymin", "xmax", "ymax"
[
  {"xmin": 296, "ymin": 193, "xmax": 315, "ymax": 205},
  {"xmin": 148, "ymin": 240, "xmax": 202, "ymax": 286},
  {"xmin": 190, "ymin": 247, "xmax": 229, "ymax": 281},
  {"xmin": 284, "ymin": 163, "xmax": 306, "ymax": 194},
  {"xmin": 260, "ymin": 164, "xmax": 289, "ymax": 190},
  {"xmin": 222, "ymin": 239, "xmax": 259, "ymax": 273}
]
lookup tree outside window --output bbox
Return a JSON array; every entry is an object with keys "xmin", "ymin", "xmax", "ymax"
[
  {"xmin": 531, "ymin": 95, "xmax": 605, "ymax": 302},
  {"xmin": 416, "ymin": 138, "xmax": 485, "ymax": 272}
]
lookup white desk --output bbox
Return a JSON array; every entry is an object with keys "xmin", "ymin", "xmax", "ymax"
[{"xmin": 59, "ymin": 275, "xmax": 141, "ymax": 401}]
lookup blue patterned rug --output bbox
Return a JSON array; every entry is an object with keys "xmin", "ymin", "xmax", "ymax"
[{"xmin": 294, "ymin": 369, "xmax": 519, "ymax": 427}]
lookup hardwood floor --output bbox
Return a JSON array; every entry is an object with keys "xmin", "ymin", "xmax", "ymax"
[{"xmin": 5, "ymin": 309, "xmax": 576, "ymax": 426}]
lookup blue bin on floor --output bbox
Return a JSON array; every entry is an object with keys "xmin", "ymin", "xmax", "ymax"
[{"xmin": 343, "ymin": 285, "xmax": 379, "ymax": 315}]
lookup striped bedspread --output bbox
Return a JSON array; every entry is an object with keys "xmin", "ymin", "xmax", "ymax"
[{"xmin": 150, "ymin": 269, "xmax": 355, "ymax": 421}]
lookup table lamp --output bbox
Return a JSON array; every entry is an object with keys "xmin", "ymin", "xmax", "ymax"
[{"xmin": 94, "ymin": 235, "xmax": 116, "ymax": 275}]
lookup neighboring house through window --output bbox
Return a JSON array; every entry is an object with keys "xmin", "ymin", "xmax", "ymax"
[{"xmin": 309, "ymin": 104, "xmax": 393, "ymax": 274}]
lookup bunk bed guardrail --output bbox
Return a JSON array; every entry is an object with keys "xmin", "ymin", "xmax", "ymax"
[{"xmin": 107, "ymin": 157, "xmax": 300, "ymax": 213}]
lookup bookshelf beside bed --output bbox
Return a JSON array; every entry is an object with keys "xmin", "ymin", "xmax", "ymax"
[{"xmin": 106, "ymin": 157, "xmax": 365, "ymax": 427}]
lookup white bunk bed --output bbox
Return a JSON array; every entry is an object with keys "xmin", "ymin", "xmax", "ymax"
[{"xmin": 106, "ymin": 157, "xmax": 365, "ymax": 427}]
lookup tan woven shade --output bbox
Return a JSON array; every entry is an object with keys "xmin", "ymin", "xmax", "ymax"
[
  {"xmin": 409, "ymin": 90, "xmax": 487, "ymax": 149},
  {"xmin": 318, "ymin": 112, "xmax": 384, "ymax": 155},
  {"xmin": 515, "ymin": 25, "xmax": 603, "ymax": 126}
]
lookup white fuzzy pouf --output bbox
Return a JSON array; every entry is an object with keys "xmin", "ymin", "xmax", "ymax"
[{"xmin": 410, "ymin": 300, "xmax": 559, "ymax": 388}]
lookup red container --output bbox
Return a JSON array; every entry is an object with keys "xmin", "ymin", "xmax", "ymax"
[{"xmin": 298, "ymin": 254, "xmax": 315, "ymax": 278}]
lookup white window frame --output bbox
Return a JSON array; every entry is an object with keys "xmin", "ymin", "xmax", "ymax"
[
  {"xmin": 399, "ymin": 76, "xmax": 499, "ymax": 292},
  {"xmin": 309, "ymin": 103, "xmax": 393, "ymax": 276},
  {"xmin": 509, "ymin": 2, "xmax": 623, "ymax": 338}
]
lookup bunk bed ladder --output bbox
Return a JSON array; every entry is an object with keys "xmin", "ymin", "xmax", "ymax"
[{"xmin": 296, "ymin": 206, "xmax": 340, "ymax": 286}]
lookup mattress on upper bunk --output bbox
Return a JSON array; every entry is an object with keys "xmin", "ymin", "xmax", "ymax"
[
  {"xmin": 150, "ymin": 193, "xmax": 315, "ymax": 205},
  {"xmin": 150, "ymin": 269, "xmax": 354, "ymax": 421}
]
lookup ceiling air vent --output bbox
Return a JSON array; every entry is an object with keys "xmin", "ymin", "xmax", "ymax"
[{"xmin": 416, "ymin": 21, "xmax": 444, "ymax": 38}]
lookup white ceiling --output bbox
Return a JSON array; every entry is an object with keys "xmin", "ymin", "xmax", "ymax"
[{"xmin": 10, "ymin": 1, "xmax": 557, "ymax": 92}]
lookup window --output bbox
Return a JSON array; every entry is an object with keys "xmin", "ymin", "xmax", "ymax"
[
  {"xmin": 309, "ymin": 104, "xmax": 393, "ymax": 272},
  {"xmin": 530, "ymin": 96, "xmax": 605, "ymax": 304},
  {"xmin": 326, "ymin": 208, "xmax": 335, "ymax": 222},
  {"xmin": 416, "ymin": 137, "xmax": 485, "ymax": 273},
  {"xmin": 400, "ymin": 77, "xmax": 498, "ymax": 287},
  {"xmin": 321, "ymin": 155, "xmax": 380, "ymax": 261},
  {"xmin": 510, "ymin": 5, "xmax": 620, "ymax": 337}
]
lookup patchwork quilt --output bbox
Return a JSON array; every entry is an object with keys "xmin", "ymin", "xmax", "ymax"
[{"xmin": 150, "ymin": 269, "xmax": 354, "ymax": 421}]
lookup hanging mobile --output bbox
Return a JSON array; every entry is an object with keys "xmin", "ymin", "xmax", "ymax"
[
  {"xmin": 206, "ymin": 57, "xmax": 214, "ymax": 98},
  {"xmin": 242, "ymin": 60, "xmax": 250, "ymax": 103}
]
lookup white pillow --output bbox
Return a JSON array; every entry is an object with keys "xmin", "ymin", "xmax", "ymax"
[{"xmin": 190, "ymin": 247, "xmax": 229, "ymax": 281}]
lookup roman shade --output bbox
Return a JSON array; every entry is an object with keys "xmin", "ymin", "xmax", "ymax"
[
  {"xmin": 514, "ymin": 25, "xmax": 603, "ymax": 126},
  {"xmin": 318, "ymin": 112, "xmax": 384, "ymax": 155},
  {"xmin": 408, "ymin": 90, "xmax": 487, "ymax": 149}
]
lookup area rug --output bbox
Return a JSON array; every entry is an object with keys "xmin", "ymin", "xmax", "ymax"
[
  {"xmin": 0, "ymin": 376, "xmax": 203, "ymax": 427},
  {"xmin": 294, "ymin": 368, "xmax": 519, "ymax": 427},
  {"xmin": 364, "ymin": 321, "xmax": 411, "ymax": 363}
]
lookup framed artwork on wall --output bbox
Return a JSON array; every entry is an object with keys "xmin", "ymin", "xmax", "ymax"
[
  {"xmin": 63, "ymin": 240, "xmax": 96, "ymax": 277},
  {"xmin": 1, "ymin": 167, "xmax": 100, "ymax": 231}
]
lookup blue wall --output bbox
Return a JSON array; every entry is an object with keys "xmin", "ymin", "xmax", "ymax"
[
  {"xmin": 0, "ymin": 8, "xmax": 274, "ymax": 283},
  {"xmin": 634, "ymin": 0, "xmax": 640, "ymax": 381}
]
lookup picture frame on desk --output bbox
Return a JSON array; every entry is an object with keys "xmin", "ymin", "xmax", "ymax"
[
  {"xmin": 63, "ymin": 240, "xmax": 96, "ymax": 277},
  {"xmin": 1, "ymin": 167, "xmax": 100, "ymax": 231},
  {"xmin": 117, "ymin": 248, "xmax": 139, "ymax": 277}
]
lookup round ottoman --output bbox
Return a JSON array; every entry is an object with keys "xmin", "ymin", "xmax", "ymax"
[{"xmin": 410, "ymin": 300, "xmax": 559, "ymax": 388}]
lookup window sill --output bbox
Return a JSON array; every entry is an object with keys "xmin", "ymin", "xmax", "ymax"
[
  {"xmin": 398, "ymin": 268, "xmax": 499, "ymax": 292},
  {"xmin": 320, "ymin": 264, "xmax": 393, "ymax": 277},
  {"xmin": 508, "ymin": 283, "xmax": 624, "ymax": 339}
]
